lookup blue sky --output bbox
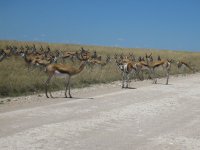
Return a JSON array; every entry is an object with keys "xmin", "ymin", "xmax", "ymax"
[{"xmin": 0, "ymin": 0, "xmax": 200, "ymax": 51}]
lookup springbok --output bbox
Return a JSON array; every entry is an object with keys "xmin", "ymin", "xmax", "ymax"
[
  {"xmin": 145, "ymin": 53, "xmax": 173, "ymax": 85},
  {"xmin": 0, "ymin": 49, "xmax": 7, "ymax": 62},
  {"xmin": 121, "ymin": 62, "xmax": 137, "ymax": 88},
  {"xmin": 115, "ymin": 53, "xmax": 150, "ymax": 81},
  {"xmin": 88, "ymin": 55, "xmax": 111, "ymax": 68},
  {"xmin": 115, "ymin": 55, "xmax": 137, "ymax": 88},
  {"xmin": 61, "ymin": 51, "xmax": 77, "ymax": 63},
  {"xmin": 177, "ymin": 60, "xmax": 194, "ymax": 73},
  {"xmin": 45, "ymin": 59, "xmax": 88, "ymax": 98}
]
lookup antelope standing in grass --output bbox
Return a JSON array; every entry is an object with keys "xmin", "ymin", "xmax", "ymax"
[
  {"xmin": 145, "ymin": 53, "xmax": 173, "ymax": 85},
  {"xmin": 61, "ymin": 47, "xmax": 90, "ymax": 63},
  {"xmin": 88, "ymin": 55, "xmax": 111, "ymax": 68},
  {"xmin": 33, "ymin": 52, "xmax": 59, "ymax": 68},
  {"xmin": 0, "ymin": 49, "xmax": 7, "ymax": 62},
  {"xmin": 45, "ymin": 60, "xmax": 88, "ymax": 98},
  {"xmin": 19, "ymin": 45, "xmax": 58, "ymax": 69},
  {"xmin": 127, "ymin": 53, "xmax": 136, "ymax": 62},
  {"xmin": 61, "ymin": 51, "xmax": 77, "ymax": 63},
  {"xmin": 115, "ymin": 54, "xmax": 137, "ymax": 88},
  {"xmin": 115, "ymin": 53, "xmax": 150, "ymax": 81},
  {"xmin": 20, "ymin": 48, "xmax": 46, "ymax": 69},
  {"xmin": 121, "ymin": 62, "xmax": 137, "ymax": 88},
  {"xmin": 177, "ymin": 60, "xmax": 194, "ymax": 74},
  {"xmin": 3, "ymin": 46, "xmax": 12, "ymax": 56}
]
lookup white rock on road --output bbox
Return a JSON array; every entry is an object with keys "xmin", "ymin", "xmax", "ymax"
[{"xmin": 0, "ymin": 74, "xmax": 200, "ymax": 150}]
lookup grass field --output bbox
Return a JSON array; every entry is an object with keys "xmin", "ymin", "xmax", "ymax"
[{"xmin": 0, "ymin": 40, "xmax": 199, "ymax": 97}]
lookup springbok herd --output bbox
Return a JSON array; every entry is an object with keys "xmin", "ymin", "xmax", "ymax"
[{"xmin": 0, "ymin": 45, "xmax": 195, "ymax": 98}]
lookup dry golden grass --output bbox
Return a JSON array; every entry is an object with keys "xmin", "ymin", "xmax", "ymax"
[{"xmin": 0, "ymin": 40, "xmax": 199, "ymax": 97}]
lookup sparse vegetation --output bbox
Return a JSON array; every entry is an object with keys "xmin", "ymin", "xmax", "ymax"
[{"xmin": 0, "ymin": 40, "xmax": 199, "ymax": 97}]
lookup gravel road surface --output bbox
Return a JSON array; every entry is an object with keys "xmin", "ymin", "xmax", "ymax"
[{"xmin": 0, "ymin": 74, "xmax": 200, "ymax": 150}]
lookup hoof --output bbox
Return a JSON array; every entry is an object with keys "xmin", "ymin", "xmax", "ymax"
[{"xmin": 153, "ymin": 80, "xmax": 157, "ymax": 84}]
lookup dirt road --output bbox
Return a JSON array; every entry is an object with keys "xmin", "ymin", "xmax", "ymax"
[{"xmin": 0, "ymin": 74, "xmax": 200, "ymax": 150}]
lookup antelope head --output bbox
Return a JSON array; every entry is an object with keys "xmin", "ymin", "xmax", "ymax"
[
  {"xmin": 145, "ymin": 53, "xmax": 153, "ymax": 62},
  {"xmin": 157, "ymin": 55, "xmax": 161, "ymax": 61},
  {"xmin": 145, "ymin": 53, "xmax": 152, "ymax": 58},
  {"xmin": 119, "ymin": 53, "xmax": 124, "ymax": 60},
  {"xmin": 114, "ymin": 53, "xmax": 118, "ymax": 60},
  {"xmin": 47, "ymin": 46, "xmax": 51, "ymax": 52},
  {"xmin": 40, "ymin": 46, "xmax": 44, "ymax": 51},
  {"xmin": 106, "ymin": 55, "xmax": 111, "ymax": 63},
  {"xmin": 167, "ymin": 59, "xmax": 175, "ymax": 63}
]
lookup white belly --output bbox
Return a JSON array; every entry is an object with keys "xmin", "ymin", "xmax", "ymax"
[{"xmin": 54, "ymin": 70, "xmax": 68, "ymax": 78}]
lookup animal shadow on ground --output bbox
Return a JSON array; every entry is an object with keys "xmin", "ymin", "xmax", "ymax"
[
  {"xmin": 123, "ymin": 87, "xmax": 136, "ymax": 89},
  {"xmin": 57, "ymin": 96, "xmax": 94, "ymax": 100},
  {"xmin": 156, "ymin": 83, "xmax": 173, "ymax": 85}
]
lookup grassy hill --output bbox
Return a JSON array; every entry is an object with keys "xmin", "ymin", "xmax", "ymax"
[{"xmin": 0, "ymin": 40, "xmax": 199, "ymax": 97}]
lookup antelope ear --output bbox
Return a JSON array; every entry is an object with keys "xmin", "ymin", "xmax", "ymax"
[{"xmin": 47, "ymin": 46, "xmax": 51, "ymax": 50}]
